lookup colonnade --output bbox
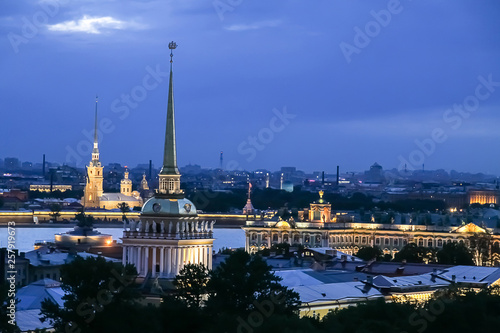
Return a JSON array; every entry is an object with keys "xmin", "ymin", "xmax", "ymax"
[{"xmin": 122, "ymin": 245, "xmax": 213, "ymax": 278}]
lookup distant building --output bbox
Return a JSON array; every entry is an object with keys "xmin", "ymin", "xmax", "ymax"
[
  {"xmin": 243, "ymin": 191, "xmax": 500, "ymax": 264},
  {"xmin": 82, "ymin": 100, "xmax": 142, "ymax": 210},
  {"xmin": 468, "ymin": 190, "xmax": 499, "ymax": 205},
  {"xmin": 30, "ymin": 184, "xmax": 72, "ymax": 192}
]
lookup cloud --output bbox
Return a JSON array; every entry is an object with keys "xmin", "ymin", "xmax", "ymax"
[
  {"xmin": 47, "ymin": 15, "xmax": 143, "ymax": 34},
  {"xmin": 224, "ymin": 20, "xmax": 281, "ymax": 32}
]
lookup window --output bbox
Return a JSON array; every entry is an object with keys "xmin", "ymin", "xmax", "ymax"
[
  {"xmin": 355, "ymin": 236, "xmax": 360, "ymax": 244},
  {"xmin": 437, "ymin": 239, "xmax": 443, "ymax": 247},
  {"xmin": 272, "ymin": 234, "xmax": 278, "ymax": 242},
  {"xmin": 362, "ymin": 237, "xmax": 367, "ymax": 243},
  {"xmin": 394, "ymin": 238, "xmax": 399, "ymax": 246},
  {"xmin": 418, "ymin": 239, "xmax": 424, "ymax": 246},
  {"xmin": 385, "ymin": 238, "xmax": 390, "ymax": 245},
  {"xmin": 375, "ymin": 238, "xmax": 380, "ymax": 245},
  {"xmin": 427, "ymin": 239, "xmax": 433, "ymax": 247}
]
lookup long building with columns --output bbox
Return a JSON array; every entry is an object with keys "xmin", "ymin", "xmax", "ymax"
[
  {"xmin": 121, "ymin": 42, "xmax": 215, "ymax": 279},
  {"xmin": 243, "ymin": 191, "xmax": 500, "ymax": 266}
]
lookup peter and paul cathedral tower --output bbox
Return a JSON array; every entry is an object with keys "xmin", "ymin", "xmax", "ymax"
[{"xmin": 83, "ymin": 96, "xmax": 103, "ymax": 208}]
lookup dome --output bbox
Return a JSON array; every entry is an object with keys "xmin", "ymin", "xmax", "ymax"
[{"xmin": 141, "ymin": 196, "xmax": 197, "ymax": 216}]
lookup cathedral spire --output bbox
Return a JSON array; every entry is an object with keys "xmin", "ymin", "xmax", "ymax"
[
  {"xmin": 91, "ymin": 95, "xmax": 100, "ymax": 166},
  {"xmin": 160, "ymin": 41, "xmax": 179, "ymax": 176}
]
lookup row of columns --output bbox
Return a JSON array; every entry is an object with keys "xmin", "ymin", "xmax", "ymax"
[{"xmin": 122, "ymin": 245, "xmax": 213, "ymax": 278}]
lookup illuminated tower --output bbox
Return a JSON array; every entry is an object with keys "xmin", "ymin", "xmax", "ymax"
[
  {"xmin": 120, "ymin": 167, "xmax": 133, "ymax": 195},
  {"xmin": 158, "ymin": 44, "xmax": 182, "ymax": 196},
  {"xmin": 122, "ymin": 42, "xmax": 214, "ymax": 279},
  {"xmin": 243, "ymin": 181, "xmax": 255, "ymax": 215},
  {"xmin": 83, "ymin": 96, "xmax": 103, "ymax": 208}
]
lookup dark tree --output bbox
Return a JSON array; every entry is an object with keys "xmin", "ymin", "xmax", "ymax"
[
  {"xmin": 205, "ymin": 250, "xmax": 301, "ymax": 332},
  {"xmin": 393, "ymin": 243, "xmax": 436, "ymax": 263},
  {"xmin": 75, "ymin": 209, "xmax": 94, "ymax": 228},
  {"xmin": 49, "ymin": 204, "xmax": 62, "ymax": 223},
  {"xmin": 356, "ymin": 246, "xmax": 383, "ymax": 261},
  {"xmin": 173, "ymin": 263, "xmax": 209, "ymax": 308},
  {"xmin": 40, "ymin": 256, "xmax": 160, "ymax": 333},
  {"xmin": 469, "ymin": 232, "xmax": 493, "ymax": 266},
  {"xmin": 117, "ymin": 202, "xmax": 130, "ymax": 222},
  {"xmin": 436, "ymin": 242, "xmax": 474, "ymax": 265}
]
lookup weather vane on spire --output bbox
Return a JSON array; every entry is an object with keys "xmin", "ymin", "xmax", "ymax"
[{"xmin": 168, "ymin": 41, "xmax": 177, "ymax": 63}]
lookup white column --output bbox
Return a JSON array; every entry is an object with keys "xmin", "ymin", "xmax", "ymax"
[
  {"xmin": 201, "ymin": 246, "xmax": 208, "ymax": 267},
  {"xmin": 135, "ymin": 246, "xmax": 142, "ymax": 276},
  {"xmin": 160, "ymin": 247, "xmax": 165, "ymax": 276},
  {"xmin": 166, "ymin": 247, "xmax": 172, "ymax": 277},
  {"xmin": 144, "ymin": 247, "xmax": 149, "ymax": 276},
  {"xmin": 208, "ymin": 246, "xmax": 213, "ymax": 270},
  {"xmin": 122, "ymin": 246, "xmax": 127, "ymax": 266},
  {"xmin": 245, "ymin": 233, "xmax": 250, "ymax": 252},
  {"xmin": 152, "ymin": 247, "xmax": 157, "ymax": 276},
  {"xmin": 177, "ymin": 247, "xmax": 182, "ymax": 275}
]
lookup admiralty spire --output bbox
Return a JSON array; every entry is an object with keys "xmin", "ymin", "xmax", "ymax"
[
  {"xmin": 122, "ymin": 42, "xmax": 215, "ymax": 279},
  {"xmin": 158, "ymin": 41, "xmax": 182, "ymax": 196}
]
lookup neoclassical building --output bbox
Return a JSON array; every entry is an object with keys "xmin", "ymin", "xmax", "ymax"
[
  {"xmin": 82, "ymin": 99, "xmax": 142, "ymax": 210},
  {"xmin": 243, "ymin": 191, "xmax": 500, "ymax": 265},
  {"xmin": 121, "ymin": 42, "xmax": 215, "ymax": 279}
]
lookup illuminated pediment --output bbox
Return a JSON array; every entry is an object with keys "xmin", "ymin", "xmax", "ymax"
[{"xmin": 454, "ymin": 223, "xmax": 487, "ymax": 234}]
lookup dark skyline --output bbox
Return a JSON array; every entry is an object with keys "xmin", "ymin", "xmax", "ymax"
[{"xmin": 1, "ymin": 1, "xmax": 500, "ymax": 174}]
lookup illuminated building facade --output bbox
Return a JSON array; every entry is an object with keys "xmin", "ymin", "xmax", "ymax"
[
  {"xmin": 243, "ymin": 192, "xmax": 500, "ymax": 265},
  {"xmin": 121, "ymin": 42, "xmax": 215, "ymax": 278},
  {"xmin": 468, "ymin": 190, "xmax": 499, "ymax": 205},
  {"xmin": 30, "ymin": 184, "xmax": 72, "ymax": 192}
]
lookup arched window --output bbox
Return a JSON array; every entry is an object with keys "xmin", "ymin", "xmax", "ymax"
[
  {"xmin": 418, "ymin": 239, "xmax": 424, "ymax": 246},
  {"xmin": 355, "ymin": 236, "xmax": 360, "ymax": 243},
  {"xmin": 437, "ymin": 239, "xmax": 443, "ymax": 247},
  {"xmin": 385, "ymin": 238, "xmax": 390, "ymax": 245},
  {"xmin": 427, "ymin": 239, "xmax": 433, "ymax": 247},
  {"xmin": 169, "ymin": 179, "xmax": 175, "ymax": 191}
]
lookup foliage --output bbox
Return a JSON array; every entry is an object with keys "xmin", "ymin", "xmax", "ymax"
[
  {"xmin": 436, "ymin": 242, "xmax": 474, "ymax": 265},
  {"xmin": 356, "ymin": 246, "xmax": 383, "ymax": 261},
  {"xmin": 117, "ymin": 202, "xmax": 130, "ymax": 221},
  {"xmin": 49, "ymin": 204, "xmax": 62, "ymax": 222},
  {"xmin": 320, "ymin": 298, "xmax": 417, "ymax": 333},
  {"xmin": 393, "ymin": 243, "xmax": 436, "ymax": 263},
  {"xmin": 186, "ymin": 188, "xmax": 448, "ymax": 213},
  {"xmin": 173, "ymin": 263, "xmax": 209, "ymax": 308},
  {"xmin": 40, "ymin": 256, "xmax": 159, "ymax": 333},
  {"xmin": 75, "ymin": 209, "xmax": 94, "ymax": 228},
  {"xmin": 469, "ymin": 232, "xmax": 493, "ymax": 266}
]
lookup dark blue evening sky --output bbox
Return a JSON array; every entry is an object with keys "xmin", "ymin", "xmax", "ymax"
[{"xmin": 1, "ymin": 0, "xmax": 500, "ymax": 174}]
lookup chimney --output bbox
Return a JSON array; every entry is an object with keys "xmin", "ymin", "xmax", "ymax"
[
  {"xmin": 42, "ymin": 154, "xmax": 46, "ymax": 176},
  {"xmin": 367, "ymin": 275, "xmax": 373, "ymax": 285}
]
